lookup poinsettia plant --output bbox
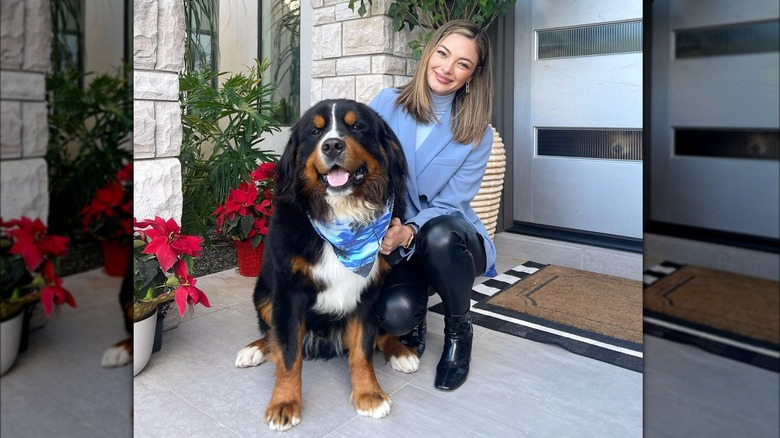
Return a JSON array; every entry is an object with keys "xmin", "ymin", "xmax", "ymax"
[
  {"xmin": 79, "ymin": 162, "xmax": 133, "ymax": 246},
  {"xmin": 0, "ymin": 217, "xmax": 77, "ymax": 321},
  {"xmin": 213, "ymin": 162, "xmax": 276, "ymax": 249},
  {"xmin": 133, "ymin": 216, "xmax": 210, "ymax": 320}
]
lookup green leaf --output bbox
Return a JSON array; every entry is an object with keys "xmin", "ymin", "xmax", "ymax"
[
  {"xmin": 251, "ymin": 233, "xmax": 264, "ymax": 249},
  {"xmin": 239, "ymin": 214, "xmax": 255, "ymax": 238}
]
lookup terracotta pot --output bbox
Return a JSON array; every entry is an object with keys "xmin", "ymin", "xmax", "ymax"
[
  {"xmin": 101, "ymin": 240, "xmax": 131, "ymax": 277},
  {"xmin": 1, "ymin": 311, "xmax": 24, "ymax": 376},
  {"xmin": 234, "ymin": 240, "xmax": 265, "ymax": 277},
  {"xmin": 133, "ymin": 308, "xmax": 157, "ymax": 377}
]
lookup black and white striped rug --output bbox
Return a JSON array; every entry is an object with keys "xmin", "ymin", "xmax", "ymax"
[
  {"xmin": 643, "ymin": 261, "xmax": 780, "ymax": 372},
  {"xmin": 429, "ymin": 261, "xmax": 644, "ymax": 373}
]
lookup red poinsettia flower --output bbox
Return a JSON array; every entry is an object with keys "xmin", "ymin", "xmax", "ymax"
[
  {"xmin": 223, "ymin": 182, "xmax": 259, "ymax": 217},
  {"xmin": 40, "ymin": 259, "xmax": 58, "ymax": 282},
  {"xmin": 80, "ymin": 181, "xmax": 125, "ymax": 222},
  {"xmin": 80, "ymin": 163, "xmax": 133, "ymax": 245},
  {"xmin": 116, "ymin": 162, "xmax": 133, "ymax": 183},
  {"xmin": 139, "ymin": 217, "xmax": 203, "ymax": 272},
  {"xmin": 172, "ymin": 261, "xmax": 210, "ymax": 317},
  {"xmin": 255, "ymin": 196, "xmax": 273, "ymax": 218},
  {"xmin": 251, "ymin": 162, "xmax": 276, "ymax": 182},
  {"xmin": 1, "ymin": 218, "xmax": 20, "ymax": 228},
  {"xmin": 39, "ymin": 275, "xmax": 77, "ymax": 316},
  {"xmin": 247, "ymin": 217, "xmax": 268, "ymax": 237},
  {"xmin": 213, "ymin": 162, "xmax": 276, "ymax": 246},
  {"xmin": 8, "ymin": 217, "xmax": 69, "ymax": 271}
]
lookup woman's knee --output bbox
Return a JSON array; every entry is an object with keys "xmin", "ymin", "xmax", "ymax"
[
  {"xmin": 417, "ymin": 214, "xmax": 486, "ymax": 277},
  {"xmin": 376, "ymin": 284, "xmax": 427, "ymax": 336},
  {"xmin": 417, "ymin": 215, "xmax": 471, "ymax": 255}
]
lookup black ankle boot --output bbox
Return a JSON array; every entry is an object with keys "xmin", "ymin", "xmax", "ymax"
[
  {"xmin": 435, "ymin": 312, "xmax": 473, "ymax": 391},
  {"xmin": 398, "ymin": 320, "xmax": 427, "ymax": 358}
]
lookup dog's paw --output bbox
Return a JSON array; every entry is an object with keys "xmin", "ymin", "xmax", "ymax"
[
  {"xmin": 389, "ymin": 352, "xmax": 420, "ymax": 374},
  {"xmin": 101, "ymin": 339, "xmax": 132, "ymax": 368},
  {"xmin": 353, "ymin": 391, "xmax": 392, "ymax": 419},
  {"xmin": 265, "ymin": 401, "xmax": 301, "ymax": 431},
  {"xmin": 235, "ymin": 345, "xmax": 266, "ymax": 368}
]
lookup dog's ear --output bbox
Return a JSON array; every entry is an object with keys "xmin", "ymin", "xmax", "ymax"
[
  {"xmin": 377, "ymin": 115, "xmax": 408, "ymax": 203},
  {"xmin": 274, "ymin": 124, "xmax": 300, "ymax": 204}
]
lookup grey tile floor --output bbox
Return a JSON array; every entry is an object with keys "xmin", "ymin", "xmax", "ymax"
[
  {"xmin": 132, "ymin": 232, "xmax": 643, "ymax": 437},
  {"xmin": 2, "ymin": 232, "xmax": 776, "ymax": 437},
  {"xmin": 0, "ymin": 270, "xmax": 133, "ymax": 438}
]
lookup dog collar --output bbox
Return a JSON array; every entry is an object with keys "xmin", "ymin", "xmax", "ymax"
[{"xmin": 309, "ymin": 195, "xmax": 394, "ymax": 278}]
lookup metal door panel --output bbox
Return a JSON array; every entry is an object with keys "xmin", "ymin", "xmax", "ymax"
[
  {"xmin": 650, "ymin": 0, "xmax": 779, "ymax": 239},
  {"xmin": 532, "ymin": 158, "xmax": 643, "ymax": 237},
  {"xmin": 513, "ymin": 0, "xmax": 644, "ymax": 239}
]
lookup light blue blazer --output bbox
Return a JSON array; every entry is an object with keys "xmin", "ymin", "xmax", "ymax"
[{"xmin": 369, "ymin": 87, "xmax": 496, "ymax": 275}]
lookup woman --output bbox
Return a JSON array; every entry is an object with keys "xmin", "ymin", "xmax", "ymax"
[{"xmin": 369, "ymin": 19, "xmax": 495, "ymax": 391}]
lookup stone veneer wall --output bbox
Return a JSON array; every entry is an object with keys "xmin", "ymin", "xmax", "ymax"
[
  {"xmin": 133, "ymin": 0, "xmax": 185, "ymax": 222},
  {"xmin": 0, "ymin": 0, "xmax": 51, "ymax": 223},
  {"xmin": 310, "ymin": 0, "xmax": 416, "ymax": 105}
]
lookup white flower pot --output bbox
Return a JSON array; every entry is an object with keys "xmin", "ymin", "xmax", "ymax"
[
  {"xmin": 1, "ymin": 311, "xmax": 24, "ymax": 376},
  {"xmin": 133, "ymin": 309, "xmax": 157, "ymax": 376}
]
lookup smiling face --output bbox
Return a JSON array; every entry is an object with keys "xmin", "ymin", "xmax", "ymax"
[{"xmin": 426, "ymin": 33, "xmax": 479, "ymax": 96}]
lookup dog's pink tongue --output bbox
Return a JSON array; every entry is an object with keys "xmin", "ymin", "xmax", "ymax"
[{"xmin": 327, "ymin": 168, "xmax": 349, "ymax": 187}]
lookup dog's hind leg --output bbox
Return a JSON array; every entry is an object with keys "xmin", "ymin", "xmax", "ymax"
[
  {"xmin": 344, "ymin": 317, "xmax": 392, "ymax": 418},
  {"xmin": 102, "ymin": 337, "xmax": 133, "ymax": 368},
  {"xmin": 376, "ymin": 333, "xmax": 420, "ymax": 374},
  {"xmin": 235, "ymin": 338, "xmax": 268, "ymax": 368},
  {"xmin": 236, "ymin": 298, "xmax": 273, "ymax": 368}
]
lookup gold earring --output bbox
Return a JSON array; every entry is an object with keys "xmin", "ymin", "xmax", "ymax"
[{"xmin": 466, "ymin": 81, "xmax": 470, "ymax": 94}]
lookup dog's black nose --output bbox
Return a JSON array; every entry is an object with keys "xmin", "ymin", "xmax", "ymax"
[{"xmin": 321, "ymin": 138, "xmax": 346, "ymax": 159}]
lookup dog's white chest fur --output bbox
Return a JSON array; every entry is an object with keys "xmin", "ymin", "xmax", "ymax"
[{"xmin": 310, "ymin": 244, "xmax": 380, "ymax": 317}]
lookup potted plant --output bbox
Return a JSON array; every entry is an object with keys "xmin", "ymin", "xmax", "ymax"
[
  {"xmin": 1, "ymin": 217, "xmax": 77, "ymax": 375},
  {"xmin": 46, "ymin": 65, "xmax": 132, "ymax": 238},
  {"xmin": 213, "ymin": 162, "xmax": 276, "ymax": 276},
  {"xmin": 79, "ymin": 162, "xmax": 133, "ymax": 276},
  {"xmin": 132, "ymin": 216, "xmax": 211, "ymax": 375},
  {"xmin": 178, "ymin": 59, "xmax": 282, "ymax": 243}
]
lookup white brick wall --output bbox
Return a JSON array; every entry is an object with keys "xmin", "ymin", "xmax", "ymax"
[
  {"xmin": 0, "ymin": 0, "xmax": 51, "ymax": 223},
  {"xmin": 133, "ymin": 0, "xmax": 185, "ymax": 223},
  {"xmin": 309, "ymin": 0, "xmax": 413, "ymax": 105},
  {"xmin": 134, "ymin": 158, "xmax": 183, "ymax": 222}
]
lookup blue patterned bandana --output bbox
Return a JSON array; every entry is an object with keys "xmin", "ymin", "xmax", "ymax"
[{"xmin": 309, "ymin": 196, "xmax": 394, "ymax": 278}]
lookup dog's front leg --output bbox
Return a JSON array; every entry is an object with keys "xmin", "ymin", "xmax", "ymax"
[
  {"xmin": 344, "ymin": 317, "xmax": 392, "ymax": 418},
  {"xmin": 264, "ymin": 320, "xmax": 305, "ymax": 431}
]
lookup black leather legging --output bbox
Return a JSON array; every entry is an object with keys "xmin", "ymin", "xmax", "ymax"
[{"xmin": 376, "ymin": 214, "xmax": 486, "ymax": 335}]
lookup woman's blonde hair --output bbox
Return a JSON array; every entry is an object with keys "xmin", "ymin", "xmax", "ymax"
[{"xmin": 395, "ymin": 19, "xmax": 493, "ymax": 147}]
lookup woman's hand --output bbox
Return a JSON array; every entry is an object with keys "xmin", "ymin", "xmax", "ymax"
[{"xmin": 380, "ymin": 217, "xmax": 413, "ymax": 255}]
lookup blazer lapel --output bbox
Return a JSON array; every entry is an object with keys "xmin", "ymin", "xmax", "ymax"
[
  {"xmin": 396, "ymin": 110, "xmax": 421, "ymax": 209},
  {"xmin": 414, "ymin": 106, "xmax": 453, "ymax": 178}
]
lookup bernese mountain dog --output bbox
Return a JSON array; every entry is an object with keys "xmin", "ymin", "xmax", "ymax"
[{"xmin": 235, "ymin": 99, "xmax": 420, "ymax": 431}]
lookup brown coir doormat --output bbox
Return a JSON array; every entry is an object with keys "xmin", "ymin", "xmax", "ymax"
[
  {"xmin": 644, "ymin": 262, "xmax": 779, "ymax": 372},
  {"xmin": 429, "ymin": 261, "xmax": 644, "ymax": 372}
]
